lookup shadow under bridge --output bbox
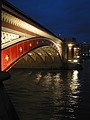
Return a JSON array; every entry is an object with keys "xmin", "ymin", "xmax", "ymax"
[{"xmin": 13, "ymin": 46, "xmax": 63, "ymax": 69}]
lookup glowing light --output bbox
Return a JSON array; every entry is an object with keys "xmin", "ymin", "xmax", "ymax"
[
  {"xmin": 28, "ymin": 53, "xmax": 32, "ymax": 56},
  {"xmin": 68, "ymin": 44, "xmax": 73, "ymax": 47},
  {"xmin": 77, "ymin": 56, "xmax": 80, "ymax": 58},
  {"xmin": 49, "ymin": 53, "xmax": 52, "ymax": 55},
  {"xmin": 57, "ymin": 53, "xmax": 59, "ymax": 56},
  {"xmin": 73, "ymin": 59, "xmax": 78, "ymax": 63},
  {"xmin": 19, "ymin": 47, "xmax": 22, "ymax": 53},
  {"xmin": 38, "ymin": 53, "xmax": 42, "ymax": 56},
  {"xmin": 30, "ymin": 43, "xmax": 32, "ymax": 47},
  {"xmin": 68, "ymin": 59, "xmax": 72, "ymax": 62},
  {"xmin": 5, "ymin": 54, "xmax": 9, "ymax": 61}
]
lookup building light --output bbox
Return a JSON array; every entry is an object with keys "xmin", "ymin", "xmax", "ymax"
[
  {"xmin": 68, "ymin": 59, "xmax": 72, "ymax": 62},
  {"xmin": 68, "ymin": 44, "xmax": 73, "ymax": 47},
  {"xmin": 73, "ymin": 59, "xmax": 78, "ymax": 63},
  {"xmin": 77, "ymin": 56, "xmax": 80, "ymax": 58}
]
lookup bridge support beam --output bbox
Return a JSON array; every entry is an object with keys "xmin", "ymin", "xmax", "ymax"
[{"xmin": 13, "ymin": 46, "xmax": 62, "ymax": 69}]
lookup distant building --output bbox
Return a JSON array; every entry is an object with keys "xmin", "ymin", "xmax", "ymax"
[
  {"xmin": 80, "ymin": 42, "xmax": 90, "ymax": 59},
  {"xmin": 62, "ymin": 38, "xmax": 80, "ymax": 63}
]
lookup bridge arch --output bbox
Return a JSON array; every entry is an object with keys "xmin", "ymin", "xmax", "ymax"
[
  {"xmin": 13, "ymin": 46, "xmax": 62, "ymax": 69},
  {"xmin": 1, "ymin": 37, "xmax": 62, "ymax": 71},
  {"xmin": 1, "ymin": 0, "xmax": 63, "ymax": 71}
]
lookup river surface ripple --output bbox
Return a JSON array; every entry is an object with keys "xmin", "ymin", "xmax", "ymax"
[{"xmin": 4, "ymin": 60, "xmax": 90, "ymax": 120}]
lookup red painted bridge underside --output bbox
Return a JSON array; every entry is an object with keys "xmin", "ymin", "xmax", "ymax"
[{"xmin": 1, "ymin": 37, "xmax": 51, "ymax": 71}]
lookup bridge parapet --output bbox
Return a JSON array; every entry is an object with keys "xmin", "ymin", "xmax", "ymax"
[{"xmin": 1, "ymin": 1, "xmax": 62, "ymax": 45}]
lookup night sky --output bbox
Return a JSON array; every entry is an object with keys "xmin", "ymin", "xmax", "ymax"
[{"xmin": 6, "ymin": 0, "xmax": 90, "ymax": 43}]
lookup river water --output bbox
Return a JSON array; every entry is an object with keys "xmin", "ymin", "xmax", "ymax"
[{"xmin": 4, "ymin": 60, "xmax": 90, "ymax": 120}]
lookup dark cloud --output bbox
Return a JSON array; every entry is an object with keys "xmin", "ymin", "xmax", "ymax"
[{"xmin": 6, "ymin": 0, "xmax": 90, "ymax": 43}]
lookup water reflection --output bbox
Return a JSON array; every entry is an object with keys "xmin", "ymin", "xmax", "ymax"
[
  {"xmin": 4, "ymin": 69, "xmax": 80, "ymax": 120},
  {"xmin": 47, "ymin": 70, "xmax": 80, "ymax": 120},
  {"xmin": 70, "ymin": 71, "xmax": 80, "ymax": 93}
]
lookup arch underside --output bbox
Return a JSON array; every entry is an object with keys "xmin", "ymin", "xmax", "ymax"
[{"xmin": 13, "ymin": 46, "xmax": 62, "ymax": 69}]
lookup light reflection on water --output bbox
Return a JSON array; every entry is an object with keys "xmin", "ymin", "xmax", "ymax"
[{"xmin": 4, "ymin": 69, "xmax": 81, "ymax": 120}]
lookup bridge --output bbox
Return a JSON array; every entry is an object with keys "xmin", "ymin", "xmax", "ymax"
[
  {"xmin": 0, "ymin": 0, "xmax": 64, "ymax": 72},
  {"xmin": 0, "ymin": 1, "xmax": 82, "ymax": 120}
]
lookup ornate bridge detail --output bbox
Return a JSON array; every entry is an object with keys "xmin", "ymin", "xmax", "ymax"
[
  {"xmin": 0, "ymin": 1, "xmax": 63, "ymax": 71},
  {"xmin": 1, "ymin": 37, "xmax": 52, "ymax": 71}
]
